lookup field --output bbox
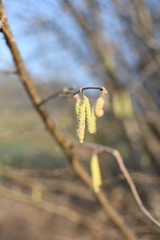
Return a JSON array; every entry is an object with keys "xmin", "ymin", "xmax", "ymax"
[{"xmin": 0, "ymin": 105, "xmax": 68, "ymax": 170}]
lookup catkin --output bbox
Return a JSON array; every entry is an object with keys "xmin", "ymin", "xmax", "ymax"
[
  {"xmin": 85, "ymin": 96, "xmax": 95, "ymax": 134},
  {"xmin": 90, "ymin": 153, "xmax": 102, "ymax": 193},
  {"xmin": 75, "ymin": 94, "xmax": 98, "ymax": 142},
  {"xmin": 76, "ymin": 97, "xmax": 86, "ymax": 143},
  {"xmin": 94, "ymin": 97, "xmax": 104, "ymax": 118}
]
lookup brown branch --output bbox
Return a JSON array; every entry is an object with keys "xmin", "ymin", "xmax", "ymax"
[
  {"xmin": 74, "ymin": 142, "xmax": 160, "ymax": 229},
  {"xmin": 102, "ymin": 172, "xmax": 160, "ymax": 186},
  {"xmin": 38, "ymin": 86, "xmax": 107, "ymax": 106},
  {"xmin": 38, "ymin": 86, "xmax": 76, "ymax": 106},
  {"xmin": 73, "ymin": 86, "xmax": 107, "ymax": 95},
  {"xmin": 0, "ymin": 2, "xmax": 137, "ymax": 240}
]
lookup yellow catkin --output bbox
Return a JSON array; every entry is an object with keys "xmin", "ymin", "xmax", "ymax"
[
  {"xmin": 77, "ymin": 97, "xmax": 86, "ymax": 143},
  {"xmin": 94, "ymin": 97, "xmax": 104, "ymax": 118},
  {"xmin": 84, "ymin": 96, "xmax": 95, "ymax": 134},
  {"xmin": 90, "ymin": 153, "xmax": 102, "ymax": 193}
]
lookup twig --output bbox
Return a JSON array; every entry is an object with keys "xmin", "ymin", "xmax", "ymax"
[
  {"xmin": 73, "ymin": 86, "xmax": 108, "ymax": 95},
  {"xmin": 102, "ymin": 172, "xmax": 160, "ymax": 186},
  {"xmin": 38, "ymin": 86, "xmax": 108, "ymax": 106},
  {"xmin": 74, "ymin": 142, "xmax": 160, "ymax": 229},
  {"xmin": 38, "ymin": 86, "xmax": 76, "ymax": 106}
]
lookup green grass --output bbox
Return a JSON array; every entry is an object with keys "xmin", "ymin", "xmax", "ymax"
[{"xmin": 0, "ymin": 108, "xmax": 68, "ymax": 170}]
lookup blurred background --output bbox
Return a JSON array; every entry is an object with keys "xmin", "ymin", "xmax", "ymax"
[{"xmin": 0, "ymin": 0, "xmax": 160, "ymax": 239}]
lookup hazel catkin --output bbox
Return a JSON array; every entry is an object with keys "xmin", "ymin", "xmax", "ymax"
[
  {"xmin": 94, "ymin": 97, "xmax": 104, "ymax": 118},
  {"xmin": 85, "ymin": 96, "xmax": 96, "ymax": 134},
  {"xmin": 76, "ymin": 97, "xmax": 86, "ymax": 143},
  {"xmin": 90, "ymin": 153, "xmax": 102, "ymax": 193}
]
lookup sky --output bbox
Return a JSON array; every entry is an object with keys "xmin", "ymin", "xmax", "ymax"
[
  {"xmin": 0, "ymin": 0, "xmax": 159, "ymax": 88},
  {"xmin": 0, "ymin": 0, "xmax": 100, "ymax": 87}
]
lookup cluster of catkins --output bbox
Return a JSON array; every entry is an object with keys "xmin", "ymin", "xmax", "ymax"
[{"xmin": 75, "ymin": 94, "xmax": 105, "ymax": 143}]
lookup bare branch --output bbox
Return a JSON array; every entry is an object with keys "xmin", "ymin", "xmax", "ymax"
[
  {"xmin": 74, "ymin": 142, "xmax": 160, "ymax": 229},
  {"xmin": 102, "ymin": 172, "xmax": 160, "ymax": 186},
  {"xmin": 38, "ymin": 86, "xmax": 108, "ymax": 106},
  {"xmin": 73, "ymin": 86, "xmax": 108, "ymax": 95},
  {"xmin": 38, "ymin": 86, "xmax": 76, "ymax": 106}
]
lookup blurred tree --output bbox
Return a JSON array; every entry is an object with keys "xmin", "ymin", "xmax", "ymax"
[{"xmin": 0, "ymin": 0, "xmax": 160, "ymax": 239}]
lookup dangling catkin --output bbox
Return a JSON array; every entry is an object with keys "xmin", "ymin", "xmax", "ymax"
[
  {"xmin": 85, "ymin": 96, "xmax": 95, "ymax": 134},
  {"xmin": 94, "ymin": 97, "xmax": 104, "ymax": 118},
  {"xmin": 77, "ymin": 97, "xmax": 86, "ymax": 143},
  {"xmin": 90, "ymin": 153, "xmax": 102, "ymax": 193}
]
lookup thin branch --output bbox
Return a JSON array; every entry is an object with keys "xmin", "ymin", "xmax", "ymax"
[
  {"xmin": 102, "ymin": 172, "xmax": 160, "ymax": 186},
  {"xmin": 38, "ymin": 86, "xmax": 107, "ymax": 106},
  {"xmin": 38, "ymin": 86, "xmax": 76, "ymax": 106},
  {"xmin": 74, "ymin": 142, "xmax": 160, "ymax": 229},
  {"xmin": 113, "ymin": 150, "xmax": 160, "ymax": 229},
  {"xmin": 73, "ymin": 86, "xmax": 108, "ymax": 95}
]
